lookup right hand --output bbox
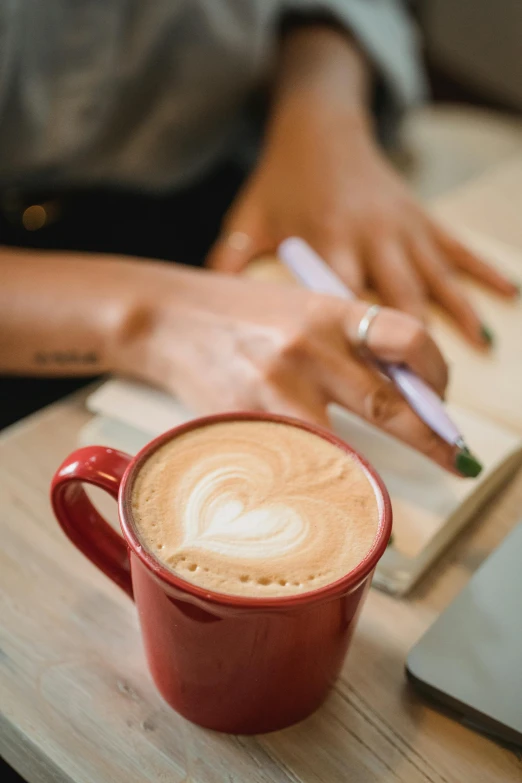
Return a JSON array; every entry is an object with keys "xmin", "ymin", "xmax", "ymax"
[{"xmin": 113, "ymin": 262, "xmax": 459, "ymax": 473}]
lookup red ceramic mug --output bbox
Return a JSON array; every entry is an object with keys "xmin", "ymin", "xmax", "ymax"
[{"xmin": 51, "ymin": 413, "xmax": 392, "ymax": 734}]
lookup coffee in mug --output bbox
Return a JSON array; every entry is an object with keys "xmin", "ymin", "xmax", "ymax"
[
  {"xmin": 131, "ymin": 420, "xmax": 380, "ymax": 597},
  {"xmin": 51, "ymin": 413, "xmax": 391, "ymax": 733}
]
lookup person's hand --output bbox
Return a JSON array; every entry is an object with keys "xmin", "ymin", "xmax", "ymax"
[
  {"xmin": 207, "ymin": 34, "xmax": 517, "ymax": 347},
  {"xmin": 114, "ymin": 262, "xmax": 471, "ymax": 475}
]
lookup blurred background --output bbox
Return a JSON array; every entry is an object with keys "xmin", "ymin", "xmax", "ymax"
[{"xmin": 402, "ymin": 0, "xmax": 522, "ymax": 199}]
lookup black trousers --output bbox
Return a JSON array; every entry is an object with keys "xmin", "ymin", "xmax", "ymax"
[{"xmin": 0, "ymin": 160, "xmax": 246, "ymax": 430}]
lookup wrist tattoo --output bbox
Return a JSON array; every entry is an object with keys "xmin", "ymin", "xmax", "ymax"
[{"xmin": 34, "ymin": 350, "xmax": 99, "ymax": 367}]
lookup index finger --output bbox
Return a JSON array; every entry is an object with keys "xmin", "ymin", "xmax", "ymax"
[
  {"xmin": 344, "ymin": 303, "xmax": 449, "ymax": 397},
  {"xmin": 319, "ymin": 353, "xmax": 475, "ymax": 476}
]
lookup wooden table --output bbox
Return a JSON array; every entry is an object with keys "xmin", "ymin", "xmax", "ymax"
[{"xmin": 2, "ymin": 159, "xmax": 522, "ymax": 782}]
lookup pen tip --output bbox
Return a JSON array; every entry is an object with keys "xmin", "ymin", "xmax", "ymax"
[{"xmin": 455, "ymin": 446, "xmax": 483, "ymax": 478}]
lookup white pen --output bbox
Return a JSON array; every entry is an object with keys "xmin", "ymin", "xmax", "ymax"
[{"xmin": 277, "ymin": 237, "xmax": 482, "ymax": 477}]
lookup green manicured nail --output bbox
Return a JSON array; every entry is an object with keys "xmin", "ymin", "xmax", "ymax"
[
  {"xmin": 386, "ymin": 533, "xmax": 394, "ymax": 549},
  {"xmin": 480, "ymin": 324, "xmax": 494, "ymax": 346},
  {"xmin": 455, "ymin": 448, "xmax": 483, "ymax": 478}
]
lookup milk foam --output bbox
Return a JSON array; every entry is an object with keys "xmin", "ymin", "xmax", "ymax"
[
  {"xmin": 131, "ymin": 421, "xmax": 380, "ymax": 597},
  {"xmin": 181, "ymin": 460, "xmax": 307, "ymax": 559}
]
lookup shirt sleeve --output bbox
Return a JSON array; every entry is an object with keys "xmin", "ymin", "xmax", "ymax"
[{"xmin": 281, "ymin": 0, "xmax": 427, "ymax": 143}]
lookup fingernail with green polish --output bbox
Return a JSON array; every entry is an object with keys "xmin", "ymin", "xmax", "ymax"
[
  {"xmin": 455, "ymin": 448, "xmax": 483, "ymax": 478},
  {"xmin": 480, "ymin": 323, "xmax": 494, "ymax": 346}
]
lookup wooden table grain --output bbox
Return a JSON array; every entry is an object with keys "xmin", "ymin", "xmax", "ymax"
[
  {"xmin": 1, "ymin": 392, "xmax": 521, "ymax": 783},
  {"xmin": 2, "ymin": 158, "xmax": 522, "ymax": 782}
]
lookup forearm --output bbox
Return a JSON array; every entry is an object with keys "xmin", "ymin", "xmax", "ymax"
[
  {"xmin": 0, "ymin": 247, "xmax": 141, "ymax": 375},
  {"xmin": 272, "ymin": 23, "xmax": 373, "ymax": 129}
]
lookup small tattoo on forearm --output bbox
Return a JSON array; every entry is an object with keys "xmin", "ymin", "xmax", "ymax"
[{"xmin": 34, "ymin": 351, "xmax": 99, "ymax": 366}]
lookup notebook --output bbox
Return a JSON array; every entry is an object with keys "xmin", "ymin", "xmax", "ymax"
[{"xmin": 80, "ymin": 229, "xmax": 522, "ymax": 595}]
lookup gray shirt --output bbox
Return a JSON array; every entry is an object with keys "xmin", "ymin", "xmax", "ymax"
[{"xmin": 0, "ymin": 0, "xmax": 425, "ymax": 193}]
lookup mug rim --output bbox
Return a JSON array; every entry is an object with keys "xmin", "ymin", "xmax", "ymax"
[{"xmin": 119, "ymin": 412, "xmax": 392, "ymax": 609}]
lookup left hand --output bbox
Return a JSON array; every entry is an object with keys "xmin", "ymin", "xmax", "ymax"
[{"xmin": 207, "ymin": 93, "xmax": 517, "ymax": 347}]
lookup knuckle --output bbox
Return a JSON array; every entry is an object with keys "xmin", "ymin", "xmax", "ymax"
[
  {"xmin": 363, "ymin": 384, "xmax": 402, "ymax": 426},
  {"xmin": 279, "ymin": 326, "xmax": 309, "ymax": 359},
  {"xmin": 229, "ymin": 374, "xmax": 263, "ymax": 409},
  {"xmin": 309, "ymin": 289, "xmax": 351, "ymax": 325},
  {"xmin": 307, "ymin": 211, "xmax": 343, "ymax": 241},
  {"xmin": 262, "ymin": 358, "xmax": 283, "ymax": 384},
  {"xmin": 262, "ymin": 330, "xmax": 306, "ymax": 381},
  {"xmin": 421, "ymin": 429, "xmax": 443, "ymax": 459},
  {"xmin": 369, "ymin": 209, "xmax": 395, "ymax": 241},
  {"xmin": 403, "ymin": 321, "xmax": 429, "ymax": 358}
]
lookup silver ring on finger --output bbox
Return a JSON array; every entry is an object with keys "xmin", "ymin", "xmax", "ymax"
[{"xmin": 355, "ymin": 304, "xmax": 381, "ymax": 352}]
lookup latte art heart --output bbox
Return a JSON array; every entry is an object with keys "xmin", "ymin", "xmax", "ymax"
[
  {"xmin": 181, "ymin": 465, "xmax": 308, "ymax": 559},
  {"xmin": 132, "ymin": 420, "xmax": 380, "ymax": 597}
]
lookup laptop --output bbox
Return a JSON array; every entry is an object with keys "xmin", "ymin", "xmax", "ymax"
[{"xmin": 406, "ymin": 522, "xmax": 522, "ymax": 748}]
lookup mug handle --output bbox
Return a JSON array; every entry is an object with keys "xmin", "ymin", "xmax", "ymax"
[{"xmin": 51, "ymin": 446, "xmax": 134, "ymax": 599}]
